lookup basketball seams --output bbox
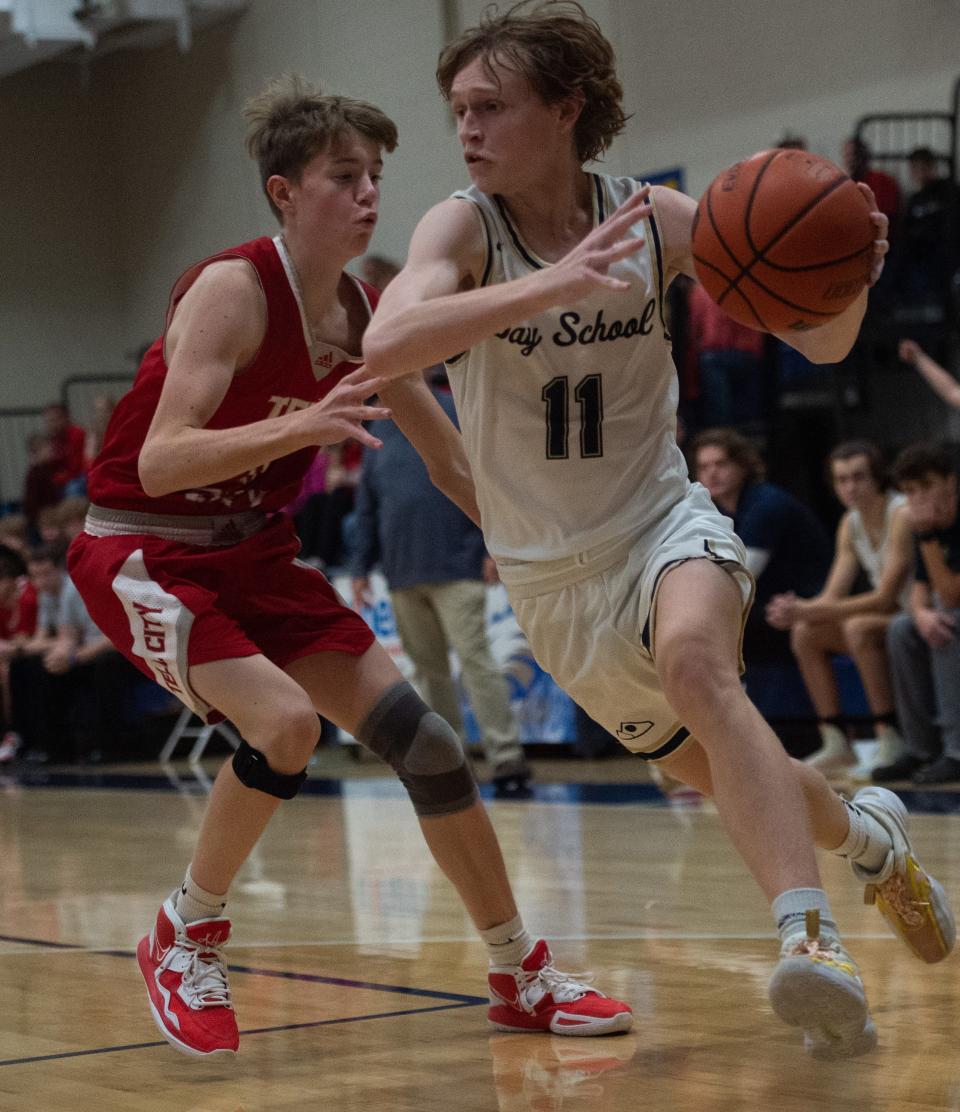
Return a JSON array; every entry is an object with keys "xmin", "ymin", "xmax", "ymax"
[
  {"xmin": 705, "ymin": 179, "xmax": 749, "ymax": 275},
  {"xmin": 743, "ymin": 150, "xmax": 782, "ymax": 260},
  {"xmin": 753, "ymin": 237, "xmax": 875, "ymax": 274},
  {"xmin": 693, "ymin": 149, "xmax": 874, "ymax": 330},
  {"xmin": 717, "ymin": 160, "xmax": 850, "ymax": 303}
]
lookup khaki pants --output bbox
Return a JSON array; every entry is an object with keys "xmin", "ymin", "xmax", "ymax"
[{"xmin": 389, "ymin": 580, "xmax": 524, "ymax": 772}]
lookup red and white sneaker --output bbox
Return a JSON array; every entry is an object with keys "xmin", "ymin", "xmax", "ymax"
[
  {"xmin": 136, "ymin": 896, "xmax": 239, "ymax": 1057},
  {"xmin": 488, "ymin": 940, "xmax": 633, "ymax": 1036}
]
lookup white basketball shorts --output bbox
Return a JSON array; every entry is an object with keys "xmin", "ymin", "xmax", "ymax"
[{"xmin": 496, "ymin": 483, "xmax": 754, "ymax": 761}]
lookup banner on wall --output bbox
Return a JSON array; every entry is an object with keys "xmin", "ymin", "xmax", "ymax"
[
  {"xmin": 332, "ymin": 572, "xmax": 575, "ymax": 745},
  {"xmin": 636, "ymin": 166, "xmax": 685, "ymax": 191}
]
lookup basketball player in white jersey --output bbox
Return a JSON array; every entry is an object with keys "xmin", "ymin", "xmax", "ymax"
[{"xmin": 364, "ymin": 0, "xmax": 955, "ymax": 1058}]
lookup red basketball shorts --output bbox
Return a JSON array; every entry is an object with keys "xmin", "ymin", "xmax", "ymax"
[{"xmin": 68, "ymin": 514, "xmax": 374, "ymax": 722}]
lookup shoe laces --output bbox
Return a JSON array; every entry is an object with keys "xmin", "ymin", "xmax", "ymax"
[
  {"xmin": 180, "ymin": 941, "xmax": 233, "ymax": 1010},
  {"xmin": 524, "ymin": 962, "xmax": 597, "ymax": 1005},
  {"xmin": 877, "ymin": 869, "xmax": 927, "ymax": 928},
  {"xmin": 784, "ymin": 935, "xmax": 847, "ymax": 964}
]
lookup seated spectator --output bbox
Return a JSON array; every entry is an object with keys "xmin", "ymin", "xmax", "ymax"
[
  {"xmin": 84, "ymin": 395, "xmax": 116, "ymax": 466},
  {"xmin": 843, "ymin": 136, "xmax": 900, "ymax": 229},
  {"xmin": 693, "ymin": 428, "xmax": 833, "ymax": 669},
  {"xmin": 0, "ymin": 544, "xmax": 38, "ymax": 762},
  {"xmin": 55, "ymin": 495, "xmax": 90, "ymax": 542},
  {"xmin": 881, "ymin": 444, "xmax": 960, "ymax": 784},
  {"xmin": 686, "ymin": 281, "xmax": 768, "ymax": 435},
  {"xmin": 22, "ymin": 432, "xmax": 61, "ymax": 535},
  {"xmin": 44, "ymin": 401, "xmax": 87, "ymax": 498},
  {"xmin": 765, "ymin": 441, "xmax": 912, "ymax": 775},
  {"xmin": 0, "ymin": 514, "xmax": 28, "ymax": 556},
  {"xmin": 350, "ymin": 373, "xmax": 532, "ymax": 797},
  {"xmin": 899, "ymin": 339, "xmax": 960, "ymax": 409},
  {"xmin": 359, "ymin": 253, "xmax": 401, "ymax": 291},
  {"xmin": 35, "ymin": 504, "xmax": 66, "ymax": 547},
  {"xmin": 10, "ymin": 544, "xmax": 141, "ymax": 763}
]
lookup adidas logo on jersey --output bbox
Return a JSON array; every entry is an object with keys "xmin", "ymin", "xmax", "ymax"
[{"xmin": 314, "ymin": 350, "xmax": 335, "ymax": 369}]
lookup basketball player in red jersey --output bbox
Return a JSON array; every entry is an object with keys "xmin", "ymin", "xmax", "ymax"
[
  {"xmin": 363, "ymin": 1, "xmax": 955, "ymax": 1058},
  {"xmin": 68, "ymin": 76, "xmax": 632, "ymax": 1057}
]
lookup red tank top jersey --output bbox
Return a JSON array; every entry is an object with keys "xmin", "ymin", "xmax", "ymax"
[{"xmin": 88, "ymin": 236, "xmax": 379, "ymax": 516}]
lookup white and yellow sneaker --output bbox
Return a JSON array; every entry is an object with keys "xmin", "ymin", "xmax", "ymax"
[
  {"xmin": 851, "ymin": 786, "xmax": 956, "ymax": 963},
  {"xmin": 768, "ymin": 910, "xmax": 876, "ymax": 1060}
]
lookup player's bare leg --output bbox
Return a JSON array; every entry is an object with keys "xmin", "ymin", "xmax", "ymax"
[
  {"xmin": 290, "ymin": 642, "xmax": 633, "ymax": 1036},
  {"xmin": 287, "ymin": 644, "xmax": 518, "ymax": 930},
  {"xmin": 653, "ymin": 558, "xmax": 874, "ymax": 1057},
  {"xmin": 654, "ymin": 559, "xmax": 821, "ymax": 900},
  {"xmin": 137, "ymin": 651, "xmax": 323, "ymax": 1058},
  {"xmin": 189, "ymin": 654, "xmax": 324, "ymax": 893}
]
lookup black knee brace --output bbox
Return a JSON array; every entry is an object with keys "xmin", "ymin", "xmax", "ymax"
[
  {"xmin": 355, "ymin": 682, "xmax": 479, "ymax": 817},
  {"xmin": 232, "ymin": 740, "xmax": 308, "ymax": 800}
]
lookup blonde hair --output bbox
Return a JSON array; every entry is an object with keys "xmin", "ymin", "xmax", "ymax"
[
  {"xmin": 244, "ymin": 74, "xmax": 398, "ymax": 221},
  {"xmin": 436, "ymin": 1, "xmax": 628, "ymax": 164}
]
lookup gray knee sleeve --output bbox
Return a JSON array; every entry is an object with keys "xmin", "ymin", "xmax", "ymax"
[{"xmin": 356, "ymin": 682, "xmax": 479, "ymax": 817}]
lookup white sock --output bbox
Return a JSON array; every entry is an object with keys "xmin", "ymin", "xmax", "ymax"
[
  {"xmin": 833, "ymin": 800, "xmax": 892, "ymax": 875},
  {"xmin": 480, "ymin": 914, "xmax": 533, "ymax": 967},
  {"xmin": 817, "ymin": 722, "xmax": 850, "ymax": 755},
  {"xmin": 174, "ymin": 866, "xmax": 228, "ymax": 924},
  {"xmin": 772, "ymin": 888, "xmax": 839, "ymax": 948}
]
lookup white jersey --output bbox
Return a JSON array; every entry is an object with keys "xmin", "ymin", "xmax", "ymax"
[
  {"xmin": 446, "ymin": 175, "xmax": 688, "ymax": 562},
  {"xmin": 848, "ymin": 490, "xmax": 907, "ymax": 597}
]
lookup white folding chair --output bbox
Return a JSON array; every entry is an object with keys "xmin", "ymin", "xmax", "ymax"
[{"xmin": 159, "ymin": 705, "xmax": 242, "ymax": 765}]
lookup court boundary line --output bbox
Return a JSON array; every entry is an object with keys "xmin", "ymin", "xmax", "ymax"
[
  {"xmin": 0, "ymin": 1002, "xmax": 482, "ymax": 1069},
  {"xmin": 0, "ymin": 935, "xmax": 487, "ymax": 1003},
  {"xmin": 0, "ymin": 929, "xmax": 900, "ymax": 957}
]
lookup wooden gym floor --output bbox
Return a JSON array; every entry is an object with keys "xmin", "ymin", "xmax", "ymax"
[{"xmin": 2, "ymin": 755, "xmax": 959, "ymax": 1111}]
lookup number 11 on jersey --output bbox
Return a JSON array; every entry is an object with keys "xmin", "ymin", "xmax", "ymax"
[{"xmin": 542, "ymin": 374, "xmax": 604, "ymax": 460}]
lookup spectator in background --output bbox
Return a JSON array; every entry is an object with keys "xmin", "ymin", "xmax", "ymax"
[
  {"xmin": 56, "ymin": 496, "xmax": 90, "ymax": 543},
  {"xmin": 766, "ymin": 442, "xmax": 912, "ymax": 775},
  {"xmin": 885, "ymin": 149, "xmax": 960, "ymax": 361},
  {"xmin": 44, "ymin": 402, "xmax": 87, "ymax": 497},
  {"xmin": 10, "ymin": 544, "xmax": 140, "ymax": 764},
  {"xmin": 22, "ymin": 432, "xmax": 61, "ymax": 535},
  {"xmin": 6, "ymin": 543, "xmax": 67, "ymax": 763},
  {"xmin": 686, "ymin": 281, "xmax": 768, "ymax": 436},
  {"xmin": 360, "ymin": 253, "xmax": 401, "ymax": 292},
  {"xmin": 350, "ymin": 372, "xmax": 532, "ymax": 798},
  {"xmin": 882, "ymin": 444, "xmax": 960, "ymax": 784},
  {"xmin": 899, "ymin": 339, "xmax": 960, "ymax": 408},
  {"xmin": 84, "ymin": 395, "xmax": 116, "ymax": 466},
  {"xmin": 0, "ymin": 544, "xmax": 38, "ymax": 762},
  {"xmin": 843, "ymin": 137, "xmax": 900, "ymax": 230},
  {"xmin": 693, "ymin": 429, "xmax": 832, "ymax": 670},
  {"xmin": 0, "ymin": 514, "xmax": 29, "ymax": 556}
]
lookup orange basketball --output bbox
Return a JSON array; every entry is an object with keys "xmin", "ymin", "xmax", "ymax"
[{"xmin": 691, "ymin": 149, "xmax": 876, "ymax": 333}]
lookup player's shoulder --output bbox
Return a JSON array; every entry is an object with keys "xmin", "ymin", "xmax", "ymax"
[
  {"xmin": 186, "ymin": 256, "xmax": 262, "ymax": 301},
  {"xmin": 408, "ymin": 195, "xmax": 487, "ymax": 276}
]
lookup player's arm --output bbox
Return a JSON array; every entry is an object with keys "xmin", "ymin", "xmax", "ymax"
[
  {"xmin": 798, "ymin": 519, "xmax": 863, "ymax": 616},
  {"xmin": 900, "ymin": 339, "xmax": 960, "ymax": 409},
  {"xmin": 918, "ymin": 532, "xmax": 960, "ymax": 610},
  {"xmin": 138, "ymin": 260, "xmax": 388, "ymax": 498},
  {"xmin": 363, "ymin": 190, "xmax": 652, "ymax": 381},
  {"xmin": 765, "ymin": 516, "xmax": 859, "ymax": 628},
  {"xmin": 910, "ymin": 579, "xmax": 956, "ymax": 648},
  {"xmin": 654, "ymin": 183, "xmax": 889, "ymax": 364},
  {"xmin": 378, "ymin": 375, "xmax": 481, "ymax": 525}
]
